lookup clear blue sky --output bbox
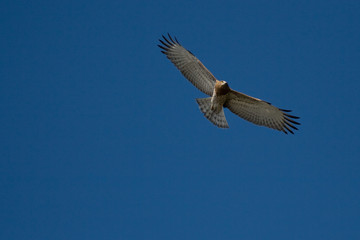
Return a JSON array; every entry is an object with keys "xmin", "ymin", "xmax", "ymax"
[{"xmin": 1, "ymin": 0, "xmax": 360, "ymax": 239}]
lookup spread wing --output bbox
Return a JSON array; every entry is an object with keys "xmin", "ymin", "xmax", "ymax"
[
  {"xmin": 225, "ymin": 90, "xmax": 300, "ymax": 134},
  {"xmin": 158, "ymin": 34, "xmax": 216, "ymax": 96}
]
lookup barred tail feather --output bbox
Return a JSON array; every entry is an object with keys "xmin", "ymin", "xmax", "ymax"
[{"xmin": 196, "ymin": 98, "xmax": 229, "ymax": 128}]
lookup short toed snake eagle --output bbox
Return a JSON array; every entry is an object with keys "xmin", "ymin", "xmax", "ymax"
[{"xmin": 158, "ymin": 34, "xmax": 300, "ymax": 134}]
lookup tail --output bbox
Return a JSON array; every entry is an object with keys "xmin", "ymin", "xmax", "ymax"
[{"xmin": 196, "ymin": 98, "xmax": 229, "ymax": 128}]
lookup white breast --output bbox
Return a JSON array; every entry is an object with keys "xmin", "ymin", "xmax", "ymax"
[{"xmin": 210, "ymin": 95, "xmax": 228, "ymax": 113}]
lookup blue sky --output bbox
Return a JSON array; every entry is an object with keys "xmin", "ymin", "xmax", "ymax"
[{"xmin": 1, "ymin": 0, "xmax": 360, "ymax": 239}]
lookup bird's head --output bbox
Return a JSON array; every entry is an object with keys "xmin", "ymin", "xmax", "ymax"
[
  {"xmin": 219, "ymin": 80, "xmax": 230, "ymax": 89},
  {"xmin": 215, "ymin": 80, "xmax": 230, "ymax": 95},
  {"xmin": 218, "ymin": 80, "xmax": 228, "ymax": 86}
]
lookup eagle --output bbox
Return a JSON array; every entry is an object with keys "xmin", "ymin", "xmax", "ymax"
[{"xmin": 158, "ymin": 34, "xmax": 300, "ymax": 134}]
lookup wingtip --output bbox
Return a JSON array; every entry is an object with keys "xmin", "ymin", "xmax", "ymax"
[
  {"xmin": 168, "ymin": 34, "xmax": 178, "ymax": 45},
  {"xmin": 283, "ymin": 125, "xmax": 294, "ymax": 134},
  {"xmin": 175, "ymin": 36, "xmax": 180, "ymax": 45},
  {"xmin": 280, "ymin": 108, "xmax": 292, "ymax": 112},
  {"xmin": 160, "ymin": 33, "xmax": 181, "ymax": 45}
]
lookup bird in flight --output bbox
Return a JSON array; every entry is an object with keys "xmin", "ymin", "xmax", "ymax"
[{"xmin": 158, "ymin": 34, "xmax": 300, "ymax": 134}]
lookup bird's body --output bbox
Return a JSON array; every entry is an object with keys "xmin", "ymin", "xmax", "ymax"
[
  {"xmin": 211, "ymin": 81, "xmax": 230, "ymax": 112},
  {"xmin": 158, "ymin": 34, "xmax": 300, "ymax": 134}
]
